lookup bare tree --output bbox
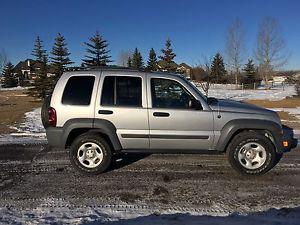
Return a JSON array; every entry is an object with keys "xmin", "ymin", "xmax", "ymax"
[
  {"xmin": 226, "ymin": 18, "xmax": 245, "ymax": 86},
  {"xmin": 192, "ymin": 55, "xmax": 212, "ymax": 96},
  {"xmin": 255, "ymin": 17, "xmax": 289, "ymax": 88},
  {"xmin": 117, "ymin": 50, "xmax": 132, "ymax": 67},
  {"xmin": 0, "ymin": 49, "xmax": 8, "ymax": 74}
]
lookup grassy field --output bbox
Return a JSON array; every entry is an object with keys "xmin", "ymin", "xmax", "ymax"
[{"xmin": 0, "ymin": 90, "xmax": 41, "ymax": 134}]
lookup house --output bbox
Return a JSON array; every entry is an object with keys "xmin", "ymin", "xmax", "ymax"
[
  {"xmin": 14, "ymin": 59, "xmax": 41, "ymax": 81},
  {"xmin": 14, "ymin": 59, "xmax": 55, "ymax": 84},
  {"xmin": 176, "ymin": 63, "xmax": 192, "ymax": 78}
]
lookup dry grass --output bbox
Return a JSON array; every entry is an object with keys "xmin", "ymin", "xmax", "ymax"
[
  {"xmin": 247, "ymin": 97, "xmax": 300, "ymax": 108},
  {"xmin": 0, "ymin": 90, "xmax": 41, "ymax": 134}
]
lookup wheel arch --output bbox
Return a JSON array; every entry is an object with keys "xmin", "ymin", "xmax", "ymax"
[
  {"xmin": 63, "ymin": 118, "xmax": 122, "ymax": 151},
  {"xmin": 216, "ymin": 119, "xmax": 283, "ymax": 153}
]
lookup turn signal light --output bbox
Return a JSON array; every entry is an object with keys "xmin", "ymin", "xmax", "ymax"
[{"xmin": 283, "ymin": 141, "xmax": 289, "ymax": 147}]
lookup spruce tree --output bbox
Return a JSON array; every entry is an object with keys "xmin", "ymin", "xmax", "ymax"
[
  {"xmin": 127, "ymin": 57, "xmax": 132, "ymax": 68},
  {"xmin": 243, "ymin": 59, "xmax": 257, "ymax": 84},
  {"xmin": 210, "ymin": 53, "xmax": 227, "ymax": 83},
  {"xmin": 50, "ymin": 33, "xmax": 72, "ymax": 80},
  {"xmin": 159, "ymin": 38, "xmax": 176, "ymax": 72},
  {"xmin": 132, "ymin": 48, "xmax": 143, "ymax": 69},
  {"xmin": 28, "ymin": 37, "xmax": 52, "ymax": 99},
  {"xmin": 82, "ymin": 31, "xmax": 112, "ymax": 67},
  {"xmin": 2, "ymin": 62, "xmax": 17, "ymax": 88},
  {"xmin": 147, "ymin": 48, "xmax": 157, "ymax": 71}
]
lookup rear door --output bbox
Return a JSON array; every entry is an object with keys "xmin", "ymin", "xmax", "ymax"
[
  {"xmin": 95, "ymin": 72, "xmax": 149, "ymax": 150},
  {"xmin": 147, "ymin": 75, "xmax": 214, "ymax": 150}
]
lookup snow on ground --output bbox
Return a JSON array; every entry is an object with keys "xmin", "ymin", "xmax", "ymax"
[
  {"xmin": 0, "ymin": 86, "xmax": 29, "ymax": 91},
  {"xmin": 197, "ymin": 84, "xmax": 296, "ymax": 101},
  {"xmin": 0, "ymin": 204, "xmax": 300, "ymax": 225},
  {"xmin": 0, "ymin": 108, "xmax": 46, "ymax": 145}
]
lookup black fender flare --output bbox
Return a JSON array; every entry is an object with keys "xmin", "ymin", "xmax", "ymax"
[
  {"xmin": 216, "ymin": 119, "xmax": 283, "ymax": 153},
  {"xmin": 62, "ymin": 118, "xmax": 122, "ymax": 151}
]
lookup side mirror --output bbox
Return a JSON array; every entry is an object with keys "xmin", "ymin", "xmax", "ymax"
[{"xmin": 189, "ymin": 99, "xmax": 203, "ymax": 110}]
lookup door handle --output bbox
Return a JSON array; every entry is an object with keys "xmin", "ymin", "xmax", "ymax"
[
  {"xmin": 98, "ymin": 110, "xmax": 113, "ymax": 115},
  {"xmin": 153, "ymin": 112, "xmax": 170, "ymax": 117}
]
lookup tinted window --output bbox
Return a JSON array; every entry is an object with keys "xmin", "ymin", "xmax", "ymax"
[
  {"xmin": 101, "ymin": 76, "xmax": 142, "ymax": 107},
  {"xmin": 151, "ymin": 78, "xmax": 192, "ymax": 109},
  {"xmin": 62, "ymin": 76, "xmax": 95, "ymax": 105}
]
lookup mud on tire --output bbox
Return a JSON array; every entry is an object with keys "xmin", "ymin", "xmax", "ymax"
[
  {"xmin": 227, "ymin": 131, "xmax": 280, "ymax": 175},
  {"xmin": 69, "ymin": 133, "xmax": 112, "ymax": 175}
]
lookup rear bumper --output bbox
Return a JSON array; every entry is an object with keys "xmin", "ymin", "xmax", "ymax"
[
  {"xmin": 281, "ymin": 126, "xmax": 297, "ymax": 152},
  {"xmin": 46, "ymin": 127, "xmax": 64, "ymax": 148}
]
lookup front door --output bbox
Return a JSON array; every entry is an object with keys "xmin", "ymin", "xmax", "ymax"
[{"xmin": 148, "ymin": 76, "xmax": 214, "ymax": 150}]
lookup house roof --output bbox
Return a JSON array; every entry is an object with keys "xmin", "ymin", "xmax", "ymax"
[
  {"xmin": 14, "ymin": 59, "xmax": 34, "ymax": 71},
  {"xmin": 178, "ymin": 63, "xmax": 192, "ymax": 69}
]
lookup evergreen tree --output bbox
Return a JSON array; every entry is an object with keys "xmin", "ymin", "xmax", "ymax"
[
  {"xmin": 32, "ymin": 36, "xmax": 46, "ymax": 62},
  {"xmin": 159, "ymin": 38, "xmax": 176, "ymax": 72},
  {"xmin": 82, "ymin": 31, "xmax": 112, "ymax": 67},
  {"xmin": 242, "ymin": 59, "xmax": 257, "ymax": 84},
  {"xmin": 127, "ymin": 56, "xmax": 132, "ymax": 68},
  {"xmin": 132, "ymin": 48, "xmax": 143, "ymax": 69},
  {"xmin": 210, "ymin": 53, "xmax": 227, "ymax": 83},
  {"xmin": 28, "ymin": 37, "xmax": 52, "ymax": 99},
  {"xmin": 2, "ymin": 62, "xmax": 17, "ymax": 88},
  {"xmin": 50, "ymin": 33, "xmax": 72, "ymax": 80},
  {"xmin": 147, "ymin": 48, "xmax": 158, "ymax": 71}
]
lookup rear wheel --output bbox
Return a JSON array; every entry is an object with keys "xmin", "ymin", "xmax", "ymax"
[
  {"xmin": 227, "ymin": 131, "xmax": 280, "ymax": 175},
  {"xmin": 69, "ymin": 134, "xmax": 112, "ymax": 175}
]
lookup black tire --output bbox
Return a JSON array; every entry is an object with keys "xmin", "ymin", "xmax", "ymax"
[
  {"xmin": 227, "ymin": 131, "xmax": 279, "ymax": 175},
  {"xmin": 41, "ymin": 95, "xmax": 51, "ymax": 128},
  {"xmin": 69, "ymin": 133, "xmax": 112, "ymax": 175}
]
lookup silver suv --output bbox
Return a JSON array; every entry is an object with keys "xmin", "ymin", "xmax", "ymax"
[{"xmin": 43, "ymin": 68, "xmax": 297, "ymax": 175}]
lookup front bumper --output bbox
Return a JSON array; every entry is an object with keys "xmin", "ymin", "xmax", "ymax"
[{"xmin": 281, "ymin": 125, "xmax": 298, "ymax": 152}]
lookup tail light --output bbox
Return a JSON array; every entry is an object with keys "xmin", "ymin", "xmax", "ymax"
[{"xmin": 48, "ymin": 107, "xmax": 57, "ymax": 127}]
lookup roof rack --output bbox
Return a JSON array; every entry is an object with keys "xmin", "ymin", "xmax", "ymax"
[
  {"xmin": 64, "ymin": 65, "xmax": 148, "ymax": 72},
  {"xmin": 63, "ymin": 66, "xmax": 187, "ymax": 78}
]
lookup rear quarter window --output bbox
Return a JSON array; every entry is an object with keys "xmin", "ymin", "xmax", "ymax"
[{"xmin": 62, "ymin": 76, "xmax": 95, "ymax": 105}]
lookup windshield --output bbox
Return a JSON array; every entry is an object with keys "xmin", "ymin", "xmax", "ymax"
[{"xmin": 178, "ymin": 75, "xmax": 208, "ymax": 101}]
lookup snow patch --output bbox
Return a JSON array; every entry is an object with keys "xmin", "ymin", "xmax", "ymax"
[
  {"xmin": 0, "ymin": 108, "xmax": 46, "ymax": 145},
  {"xmin": 0, "ymin": 205, "xmax": 300, "ymax": 225},
  {"xmin": 0, "ymin": 86, "xmax": 29, "ymax": 91}
]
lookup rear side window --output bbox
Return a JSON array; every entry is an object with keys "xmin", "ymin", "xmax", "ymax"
[
  {"xmin": 62, "ymin": 76, "xmax": 95, "ymax": 105},
  {"xmin": 101, "ymin": 76, "xmax": 142, "ymax": 107}
]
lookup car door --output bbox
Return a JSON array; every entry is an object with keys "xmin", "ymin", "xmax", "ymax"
[
  {"xmin": 94, "ymin": 72, "xmax": 149, "ymax": 150},
  {"xmin": 147, "ymin": 75, "xmax": 214, "ymax": 150}
]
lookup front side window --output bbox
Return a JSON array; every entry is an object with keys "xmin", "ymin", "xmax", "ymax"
[
  {"xmin": 62, "ymin": 76, "xmax": 95, "ymax": 105},
  {"xmin": 151, "ymin": 78, "xmax": 193, "ymax": 109},
  {"xmin": 101, "ymin": 76, "xmax": 142, "ymax": 107}
]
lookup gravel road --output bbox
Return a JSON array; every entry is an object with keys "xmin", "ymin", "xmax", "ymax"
[{"xmin": 0, "ymin": 143, "xmax": 299, "ymax": 215}]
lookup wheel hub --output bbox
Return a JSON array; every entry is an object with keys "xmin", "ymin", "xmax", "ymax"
[
  {"xmin": 86, "ymin": 149, "xmax": 95, "ymax": 158},
  {"xmin": 238, "ymin": 142, "xmax": 267, "ymax": 170},
  {"xmin": 77, "ymin": 142, "xmax": 104, "ymax": 169}
]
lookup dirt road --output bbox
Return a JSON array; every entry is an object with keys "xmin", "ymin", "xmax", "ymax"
[{"xmin": 0, "ymin": 143, "xmax": 299, "ymax": 215}]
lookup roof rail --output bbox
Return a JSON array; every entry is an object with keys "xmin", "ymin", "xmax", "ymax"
[{"xmin": 64, "ymin": 65, "xmax": 148, "ymax": 72}]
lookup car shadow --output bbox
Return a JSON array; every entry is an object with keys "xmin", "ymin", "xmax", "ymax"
[{"xmin": 108, "ymin": 153, "xmax": 151, "ymax": 172}]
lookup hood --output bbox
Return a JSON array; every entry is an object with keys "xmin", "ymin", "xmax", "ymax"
[{"xmin": 209, "ymin": 98, "xmax": 276, "ymax": 115}]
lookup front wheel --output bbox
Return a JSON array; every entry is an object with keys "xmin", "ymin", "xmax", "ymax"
[
  {"xmin": 69, "ymin": 134, "xmax": 112, "ymax": 175},
  {"xmin": 227, "ymin": 131, "xmax": 280, "ymax": 175}
]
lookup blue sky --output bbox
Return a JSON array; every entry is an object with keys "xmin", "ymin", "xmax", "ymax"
[{"xmin": 0, "ymin": 0, "xmax": 299, "ymax": 69}]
